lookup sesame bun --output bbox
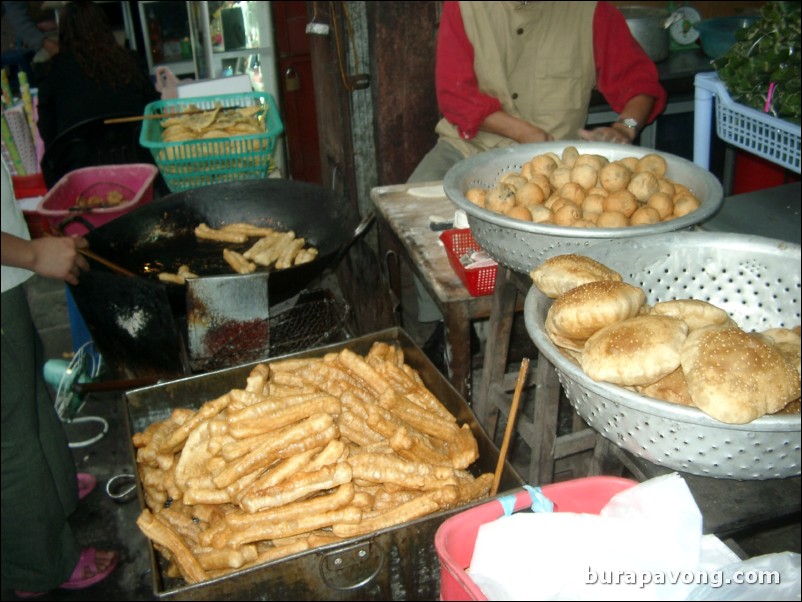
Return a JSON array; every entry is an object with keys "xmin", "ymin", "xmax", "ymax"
[
  {"xmin": 546, "ymin": 280, "xmax": 645, "ymax": 342},
  {"xmin": 638, "ymin": 367, "xmax": 694, "ymax": 407},
  {"xmin": 530, "ymin": 253, "xmax": 622, "ymax": 299},
  {"xmin": 652, "ymin": 299, "xmax": 736, "ymax": 331},
  {"xmin": 681, "ymin": 326, "xmax": 801, "ymax": 424},
  {"xmin": 581, "ymin": 315, "xmax": 689, "ymax": 386},
  {"xmin": 760, "ymin": 327, "xmax": 801, "ymax": 375}
]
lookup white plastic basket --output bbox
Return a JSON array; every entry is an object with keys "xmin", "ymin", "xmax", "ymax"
[{"xmin": 694, "ymin": 72, "xmax": 801, "ymax": 173}]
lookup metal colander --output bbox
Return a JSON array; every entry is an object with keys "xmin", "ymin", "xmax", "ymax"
[
  {"xmin": 524, "ymin": 231, "xmax": 801, "ymax": 480},
  {"xmin": 443, "ymin": 142, "xmax": 724, "ymax": 274}
]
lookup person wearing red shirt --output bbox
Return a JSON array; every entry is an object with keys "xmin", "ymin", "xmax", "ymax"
[
  {"xmin": 409, "ymin": 1, "xmax": 667, "ymax": 367},
  {"xmin": 409, "ymin": 1, "xmax": 668, "ymax": 182}
]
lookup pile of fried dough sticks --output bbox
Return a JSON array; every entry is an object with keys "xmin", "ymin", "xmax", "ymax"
[
  {"xmin": 158, "ymin": 222, "xmax": 319, "ymax": 284},
  {"xmin": 133, "ymin": 342, "xmax": 493, "ymax": 585}
]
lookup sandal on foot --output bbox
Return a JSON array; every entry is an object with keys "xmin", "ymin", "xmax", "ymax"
[
  {"xmin": 60, "ymin": 547, "xmax": 119, "ymax": 590},
  {"xmin": 12, "ymin": 548, "xmax": 117, "ymax": 598},
  {"xmin": 77, "ymin": 473, "xmax": 97, "ymax": 501}
]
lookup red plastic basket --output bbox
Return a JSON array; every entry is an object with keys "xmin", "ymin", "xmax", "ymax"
[
  {"xmin": 440, "ymin": 229, "xmax": 497, "ymax": 297},
  {"xmin": 435, "ymin": 476, "xmax": 638, "ymax": 601}
]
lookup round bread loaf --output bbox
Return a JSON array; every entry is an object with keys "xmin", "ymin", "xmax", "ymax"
[
  {"xmin": 638, "ymin": 368, "xmax": 694, "ymax": 407},
  {"xmin": 759, "ymin": 327, "xmax": 801, "ymax": 375},
  {"xmin": 530, "ymin": 253, "xmax": 622, "ymax": 299},
  {"xmin": 581, "ymin": 315, "xmax": 689, "ymax": 386},
  {"xmin": 680, "ymin": 325, "xmax": 801, "ymax": 424},
  {"xmin": 651, "ymin": 299, "xmax": 736, "ymax": 331},
  {"xmin": 546, "ymin": 280, "xmax": 645, "ymax": 342}
]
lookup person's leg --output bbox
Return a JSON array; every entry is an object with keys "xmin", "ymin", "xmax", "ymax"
[
  {"xmin": 407, "ymin": 140, "xmax": 466, "ymax": 324},
  {"xmin": 1, "ymin": 286, "xmax": 81, "ymax": 592},
  {"xmin": 407, "ymin": 139, "xmax": 465, "ymax": 184}
]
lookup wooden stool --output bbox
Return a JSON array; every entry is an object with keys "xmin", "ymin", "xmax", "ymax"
[{"xmin": 473, "ymin": 266, "xmax": 604, "ymax": 485}]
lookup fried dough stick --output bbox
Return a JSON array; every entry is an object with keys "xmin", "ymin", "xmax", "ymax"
[
  {"xmin": 195, "ymin": 223, "xmax": 248, "ymax": 243},
  {"xmin": 220, "ymin": 505, "xmax": 362, "ymax": 549},
  {"xmin": 239, "ymin": 462, "xmax": 353, "ymax": 513},
  {"xmin": 159, "ymin": 393, "xmax": 232, "ymax": 454},
  {"xmin": 331, "ymin": 487, "xmax": 457, "ymax": 538},
  {"xmin": 137, "ymin": 509, "xmax": 209, "ymax": 584},
  {"xmin": 213, "ymin": 413, "xmax": 338, "ymax": 488}
]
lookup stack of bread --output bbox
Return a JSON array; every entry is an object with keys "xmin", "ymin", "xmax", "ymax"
[{"xmin": 530, "ymin": 254, "xmax": 801, "ymax": 424}]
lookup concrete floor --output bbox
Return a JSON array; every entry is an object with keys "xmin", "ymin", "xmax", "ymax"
[{"xmin": 2, "ymin": 264, "xmax": 800, "ymax": 601}]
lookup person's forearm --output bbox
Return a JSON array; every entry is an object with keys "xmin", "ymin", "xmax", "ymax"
[
  {"xmin": 611, "ymin": 94, "xmax": 656, "ymax": 140},
  {"xmin": 1, "ymin": 232, "xmax": 36, "ymax": 271},
  {"xmin": 479, "ymin": 111, "xmax": 554, "ymax": 144},
  {"xmin": 577, "ymin": 93, "xmax": 657, "ymax": 144},
  {"xmin": 1, "ymin": 232, "xmax": 89, "ymax": 284}
]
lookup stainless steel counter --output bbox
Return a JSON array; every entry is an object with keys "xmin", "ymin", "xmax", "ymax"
[{"xmin": 699, "ymin": 183, "xmax": 801, "ymax": 245}]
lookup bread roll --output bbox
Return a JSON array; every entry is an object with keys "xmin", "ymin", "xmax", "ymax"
[
  {"xmin": 760, "ymin": 327, "xmax": 801, "ymax": 375},
  {"xmin": 530, "ymin": 254, "xmax": 622, "ymax": 299},
  {"xmin": 638, "ymin": 368, "xmax": 694, "ymax": 407},
  {"xmin": 546, "ymin": 280, "xmax": 645, "ymax": 342},
  {"xmin": 581, "ymin": 315, "xmax": 689, "ymax": 386},
  {"xmin": 652, "ymin": 299, "xmax": 735, "ymax": 331},
  {"xmin": 681, "ymin": 325, "xmax": 801, "ymax": 424}
]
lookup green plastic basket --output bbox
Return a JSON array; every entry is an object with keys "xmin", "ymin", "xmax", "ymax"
[{"xmin": 139, "ymin": 91, "xmax": 284, "ymax": 192}]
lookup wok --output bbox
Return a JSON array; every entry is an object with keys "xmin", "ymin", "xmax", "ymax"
[{"xmin": 70, "ymin": 179, "xmax": 363, "ymax": 380}]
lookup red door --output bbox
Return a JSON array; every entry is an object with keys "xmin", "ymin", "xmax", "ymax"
[{"xmin": 272, "ymin": 1, "xmax": 322, "ymax": 184}]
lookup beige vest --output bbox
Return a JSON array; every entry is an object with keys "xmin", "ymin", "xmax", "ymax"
[{"xmin": 437, "ymin": 1, "xmax": 597, "ymax": 158}]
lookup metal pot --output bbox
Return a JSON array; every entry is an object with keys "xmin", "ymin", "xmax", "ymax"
[{"xmin": 620, "ymin": 6, "xmax": 670, "ymax": 63}]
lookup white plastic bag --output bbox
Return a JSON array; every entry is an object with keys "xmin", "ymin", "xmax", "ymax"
[
  {"xmin": 685, "ymin": 552, "xmax": 801, "ymax": 601},
  {"xmin": 467, "ymin": 474, "xmax": 796, "ymax": 601}
]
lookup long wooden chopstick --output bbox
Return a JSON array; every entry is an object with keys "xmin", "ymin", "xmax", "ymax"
[
  {"xmin": 103, "ymin": 110, "xmax": 203, "ymax": 124},
  {"xmin": 78, "ymin": 248, "xmax": 137, "ymax": 277},
  {"xmin": 491, "ymin": 357, "xmax": 530, "ymax": 496}
]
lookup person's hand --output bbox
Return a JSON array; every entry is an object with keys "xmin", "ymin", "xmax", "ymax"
[
  {"xmin": 480, "ymin": 112, "xmax": 554, "ymax": 144},
  {"xmin": 516, "ymin": 124, "xmax": 554, "ymax": 144},
  {"xmin": 30, "ymin": 236, "xmax": 89, "ymax": 285},
  {"xmin": 577, "ymin": 126, "xmax": 634, "ymax": 144}
]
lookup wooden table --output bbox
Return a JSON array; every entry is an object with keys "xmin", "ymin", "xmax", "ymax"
[{"xmin": 370, "ymin": 181, "xmax": 496, "ymax": 401}]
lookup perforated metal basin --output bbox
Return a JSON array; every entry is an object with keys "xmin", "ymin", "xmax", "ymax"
[
  {"xmin": 443, "ymin": 142, "xmax": 724, "ymax": 274},
  {"xmin": 523, "ymin": 231, "xmax": 801, "ymax": 480}
]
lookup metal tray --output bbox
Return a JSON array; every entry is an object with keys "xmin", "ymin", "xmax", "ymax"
[
  {"xmin": 124, "ymin": 327, "xmax": 524, "ymax": 600},
  {"xmin": 523, "ymin": 231, "xmax": 801, "ymax": 480},
  {"xmin": 443, "ymin": 142, "xmax": 724, "ymax": 274}
]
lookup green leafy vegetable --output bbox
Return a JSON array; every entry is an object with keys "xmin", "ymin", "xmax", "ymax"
[{"xmin": 712, "ymin": 1, "xmax": 801, "ymax": 124}]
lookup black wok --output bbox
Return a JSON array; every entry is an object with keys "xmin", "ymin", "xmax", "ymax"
[
  {"xmin": 78, "ymin": 178, "xmax": 360, "ymax": 297},
  {"xmin": 69, "ymin": 179, "xmax": 363, "ymax": 380}
]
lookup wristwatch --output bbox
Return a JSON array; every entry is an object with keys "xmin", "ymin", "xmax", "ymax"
[{"xmin": 615, "ymin": 117, "xmax": 640, "ymax": 131}]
